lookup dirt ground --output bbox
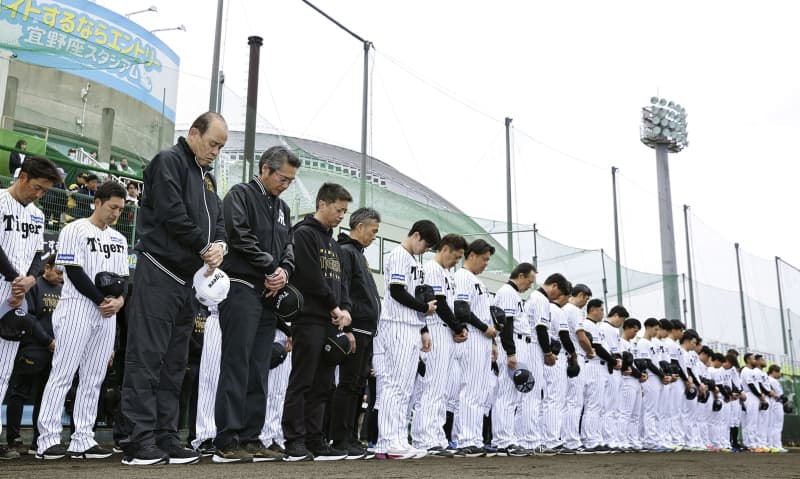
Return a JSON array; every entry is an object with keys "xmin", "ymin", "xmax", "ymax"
[{"xmin": 3, "ymin": 450, "xmax": 798, "ymax": 479}]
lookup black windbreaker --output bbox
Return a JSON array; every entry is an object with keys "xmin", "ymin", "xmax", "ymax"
[
  {"xmin": 135, "ymin": 137, "xmax": 225, "ymax": 282},
  {"xmin": 337, "ymin": 232, "xmax": 380, "ymax": 334},
  {"xmin": 221, "ymin": 176, "xmax": 294, "ymax": 288}
]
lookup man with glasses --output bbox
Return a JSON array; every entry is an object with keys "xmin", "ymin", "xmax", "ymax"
[{"xmin": 212, "ymin": 146, "xmax": 300, "ymax": 463}]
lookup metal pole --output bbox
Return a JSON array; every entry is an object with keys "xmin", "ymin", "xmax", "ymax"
[
  {"xmin": 359, "ymin": 41, "xmax": 371, "ymax": 208},
  {"xmin": 532, "ymin": 223, "xmax": 538, "ymax": 271},
  {"xmin": 789, "ymin": 308, "xmax": 798, "ymax": 412},
  {"xmin": 600, "ymin": 248, "xmax": 609, "ymax": 306},
  {"xmin": 681, "ymin": 273, "xmax": 688, "ymax": 324},
  {"xmin": 734, "ymin": 242, "xmax": 748, "ymax": 350},
  {"xmin": 683, "ymin": 205, "xmax": 696, "ymax": 328},
  {"xmin": 505, "ymin": 117, "xmax": 514, "ymax": 267},
  {"xmin": 209, "ymin": 0, "xmax": 223, "ymax": 112},
  {"xmin": 611, "ymin": 166, "xmax": 623, "ymax": 306},
  {"xmin": 776, "ymin": 256, "xmax": 789, "ymax": 355},
  {"xmin": 244, "ymin": 36, "xmax": 262, "ymax": 179},
  {"xmin": 655, "ymin": 144, "xmax": 680, "ymax": 319}
]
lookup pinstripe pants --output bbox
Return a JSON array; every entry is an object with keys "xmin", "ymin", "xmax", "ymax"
[
  {"xmin": 515, "ymin": 343, "xmax": 544, "ymax": 449},
  {"xmin": 260, "ymin": 329, "xmax": 291, "ymax": 447},
  {"xmin": 618, "ymin": 376, "xmax": 642, "ymax": 448},
  {"xmin": 541, "ymin": 355, "xmax": 567, "ymax": 448},
  {"xmin": 411, "ymin": 323, "xmax": 454, "ymax": 450},
  {"xmin": 493, "ymin": 335, "xmax": 531, "ymax": 448},
  {"xmin": 580, "ymin": 362, "xmax": 607, "ymax": 449},
  {"xmin": 453, "ymin": 325, "xmax": 492, "ymax": 448},
  {"xmin": 640, "ymin": 375, "xmax": 662, "ymax": 448},
  {"xmin": 38, "ymin": 301, "xmax": 114, "ymax": 453},
  {"xmin": 191, "ymin": 308, "xmax": 221, "ymax": 449},
  {"xmin": 561, "ymin": 357, "xmax": 585, "ymax": 449}
]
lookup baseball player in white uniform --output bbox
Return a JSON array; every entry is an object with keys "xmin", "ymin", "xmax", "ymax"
[
  {"xmin": 190, "ymin": 305, "xmax": 220, "ymax": 454},
  {"xmin": 579, "ymin": 299, "xmax": 614, "ymax": 453},
  {"xmin": 490, "ymin": 263, "xmax": 536, "ymax": 456},
  {"xmin": 617, "ymin": 318, "xmax": 642, "ymax": 451},
  {"xmin": 634, "ymin": 318, "xmax": 667, "ymax": 451},
  {"xmin": 753, "ymin": 355, "xmax": 771, "ymax": 450},
  {"xmin": 597, "ymin": 305, "xmax": 628, "ymax": 450},
  {"xmin": 739, "ymin": 353, "xmax": 762, "ymax": 450},
  {"xmin": 0, "ymin": 157, "xmax": 60, "ymax": 450},
  {"xmin": 539, "ymin": 294, "xmax": 572, "ymax": 452},
  {"xmin": 37, "ymin": 182, "xmax": 129, "ymax": 459},
  {"xmin": 653, "ymin": 320, "xmax": 674, "ymax": 449},
  {"xmin": 665, "ymin": 320, "xmax": 686, "ymax": 447},
  {"xmin": 675, "ymin": 330, "xmax": 699, "ymax": 450},
  {"xmin": 451, "ymin": 239, "xmax": 497, "ymax": 457},
  {"xmin": 374, "ymin": 220, "xmax": 439, "ymax": 460},
  {"xmin": 517, "ymin": 273, "xmax": 570, "ymax": 453},
  {"xmin": 410, "ymin": 234, "xmax": 468, "ymax": 456},
  {"xmin": 560, "ymin": 284, "xmax": 594, "ymax": 453},
  {"xmin": 766, "ymin": 364, "xmax": 786, "ymax": 452}
]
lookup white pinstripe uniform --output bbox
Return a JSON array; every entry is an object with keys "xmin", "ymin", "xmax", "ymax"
[
  {"xmin": 515, "ymin": 290, "xmax": 549, "ymax": 449},
  {"xmin": 445, "ymin": 342, "xmax": 463, "ymax": 425},
  {"xmin": 490, "ymin": 283, "xmax": 527, "ymax": 449},
  {"xmin": 0, "ymin": 190, "xmax": 43, "ymax": 438},
  {"xmin": 540, "ymin": 303, "xmax": 568, "ymax": 448},
  {"xmin": 728, "ymin": 367, "xmax": 742, "ymax": 430},
  {"xmin": 754, "ymin": 367, "xmax": 770, "ymax": 447},
  {"xmin": 598, "ymin": 320, "xmax": 621, "ymax": 448},
  {"xmin": 260, "ymin": 327, "xmax": 292, "ymax": 447},
  {"xmin": 560, "ymin": 302, "xmax": 585, "ymax": 450},
  {"xmin": 410, "ymin": 259, "xmax": 456, "ymax": 450},
  {"xmin": 676, "ymin": 347, "xmax": 696, "ymax": 448},
  {"xmin": 635, "ymin": 336, "xmax": 662, "ymax": 449},
  {"xmin": 740, "ymin": 366, "xmax": 760, "ymax": 448},
  {"xmin": 618, "ymin": 337, "xmax": 642, "ymax": 449},
  {"xmin": 37, "ymin": 218, "xmax": 129, "ymax": 454},
  {"xmin": 706, "ymin": 364, "xmax": 724, "ymax": 448},
  {"xmin": 374, "ymin": 245, "xmax": 426, "ymax": 454},
  {"xmin": 580, "ymin": 318, "xmax": 606, "ymax": 449},
  {"xmin": 666, "ymin": 337, "xmax": 684, "ymax": 445},
  {"xmin": 651, "ymin": 336, "xmax": 669, "ymax": 446},
  {"xmin": 190, "ymin": 305, "xmax": 220, "ymax": 449},
  {"xmin": 451, "ymin": 268, "xmax": 493, "ymax": 449},
  {"xmin": 766, "ymin": 375, "xmax": 783, "ymax": 449}
]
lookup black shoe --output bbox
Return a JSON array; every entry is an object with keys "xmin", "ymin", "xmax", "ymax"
[
  {"xmin": 284, "ymin": 442, "xmax": 314, "ymax": 462},
  {"xmin": 334, "ymin": 442, "xmax": 367, "ymax": 460},
  {"xmin": 0, "ymin": 445, "xmax": 21, "ymax": 460},
  {"xmin": 245, "ymin": 442, "xmax": 284, "ymax": 462},
  {"xmin": 506, "ymin": 444, "xmax": 530, "ymax": 457},
  {"xmin": 582, "ymin": 445, "xmax": 612, "ymax": 454},
  {"xmin": 308, "ymin": 443, "xmax": 347, "ymax": 461},
  {"xmin": 194, "ymin": 439, "xmax": 215, "ymax": 457},
  {"xmin": 558, "ymin": 447, "xmax": 578, "ymax": 455},
  {"xmin": 267, "ymin": 442, "xmax": 285, "ymax": 454},
  {"xmin": 457, "ymin": 446, "xmax": 485, "ymax": 458},
  {"xmin": 164, "ymin": 444, "xmax": 201, "ymax": 464},
  {"xmin": 212, "ymin": 443, "xmax": 252, "ymax": 464},
  {"xmin": 36, "ymin": 444, "xmax": 67, "ymax": 460},
  {"xmin": 69, "ymin": 445, "xmax": 114, "ymax": 459},
  {"xmin": 427, "ymin": 446, "xmax": 455, "ymax": 458},
  {"xmin": 121, "ymin": 445, "xmax": 170, "ymax": 466}
]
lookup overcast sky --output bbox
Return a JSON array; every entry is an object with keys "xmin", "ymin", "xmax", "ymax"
[{"xmin": 98, "ymin": 0, "xmax": 800, "ymax": 285}]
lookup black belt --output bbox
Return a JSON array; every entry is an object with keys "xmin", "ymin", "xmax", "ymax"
[{"xmin": 516, "ymin": 333, "xmax": 532, "ymax": 343}]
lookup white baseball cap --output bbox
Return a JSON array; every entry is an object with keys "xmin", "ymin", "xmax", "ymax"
[{"xmin": 193, "ymin": 265, "xmax": 230, "ymax": 307}]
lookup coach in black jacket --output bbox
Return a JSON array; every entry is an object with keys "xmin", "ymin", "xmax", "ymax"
[
  {"xmin": 328, "ymin": 207, "xmax": 381, "ymax": 457},
  {"xmin": 120, "ymin": 112, "xmax": 227, "ymax": 466},
  {"xmin": 212, "ymin": 146, "xmax": 299, "ymax": 462},
  {"xmin": 282, "ymin": 183, "xmax": 353, "ymax": 461}
]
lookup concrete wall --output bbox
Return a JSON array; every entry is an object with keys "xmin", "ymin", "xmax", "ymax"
[{"xmin": 3, "ymin": 61, "xmax": 174, "ymax": 161}]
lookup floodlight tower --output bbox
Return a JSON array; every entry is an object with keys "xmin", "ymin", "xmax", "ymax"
[{"xmin": 640, "ymin": 97, "xmax": 689, "ymax": 320}]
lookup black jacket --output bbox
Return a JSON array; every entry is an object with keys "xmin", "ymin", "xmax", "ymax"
[
  {"xmin": 290, "ymin": 215, "xmax": 350, "ymax": 323},
  {"xmin": 135, "ymin": 137, "xmax": 226, "ymax": 282},
  {"xmin": 221, "ymin": 176, "xmax": 294, "ymax": 288},
  {"xmin": 9, "ymin": 152, "xmax": 24, "ymax": 174},
  {"xmin": 337, "ymin": 233, "xmax": 380, "ymax": 334}
]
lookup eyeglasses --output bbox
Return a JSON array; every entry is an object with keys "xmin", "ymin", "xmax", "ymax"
[{"xmin": 273, "ymin": 171, "xmax": 295, "ymax": 185}]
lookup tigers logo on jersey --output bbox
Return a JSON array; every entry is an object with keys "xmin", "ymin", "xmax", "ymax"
[
  {"xmin": 87, "ymin": 237, "xmax": 126, "ymax": 258},
  {"xmin": 3, "ymin": 214, "xmax": 43, "ymax": 238}
]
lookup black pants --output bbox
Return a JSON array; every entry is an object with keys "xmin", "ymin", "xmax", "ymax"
[
  {"xmin": 120, "ymin": 256, "xmax": 196, "ymax": 451},
  {"xmin": 361, "ymin": 374, "xmax": 378, "ymax": 444},
  {"xmin": 282, "ymin": 320, "xmax": 337, "ymax": 448},
  {"xmin": 329, "ymin": 331, "xmax": 373, "ymax": 446},
  {"xmin": 181, "ymin": 362, "xmax": 201, "ymax": 444},
  {"xmin": 5, "ymin": 364, "xmax": 50, "ymax": 445},
  {"xmin": 214, "ymin": 283, "xmax": 276, "ymax": 448}
]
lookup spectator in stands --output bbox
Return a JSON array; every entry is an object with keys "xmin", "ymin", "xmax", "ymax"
[
  {"xmin": 109, "ymin": 159, "xmax": 119, "ymax": 171},
  {"xmin": 119, "ymin": 159, "xmax": 136, "ymax": 175},
  {"xmin": 125, "ymin": 183, "xmax": 139, "ymax": 206},
  {"xmin": 54, "ymin": 168, "xmax": 66, "ymax": 190},
  {"xmin": 77, "ymin": 174, "xmax": 98, "ymax": 197},
  {"xmin": 76, "ymin": 172, "xmax": 89, "ymax": 189},
  {"xmin": 9, "ymin": 139, "xmax": 27, "ymax": 179}
]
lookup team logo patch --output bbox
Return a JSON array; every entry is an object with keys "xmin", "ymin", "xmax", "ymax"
[
  {"xmin": 456, "ymin": 293, "xmax": 469, "ymax": 301},
  {"xmin": 432, "ymin": 285, "xmax": 443, "ymax": 293},
  {"xmin": 30, "ymin": 215, "xmax": 44, "ymax": 224},
  {"xmin": 204, "ymin": 176, "xmax": 216, "ymax": 193},
  {"xmin": 110, "ymin": 236, "xmax": 124, "ymax": 244},
  {"xmin": 56, "ymin": 253, "xmax": 75, "ymax": 263},
  {"xmin": 390, "ymin": 274, "xmax": 405, "ymax": 282}
]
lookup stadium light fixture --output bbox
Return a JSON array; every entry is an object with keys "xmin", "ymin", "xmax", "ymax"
[{"xmin": 640, "ymin": 96, "xmax": 689, "ymax": 153}]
